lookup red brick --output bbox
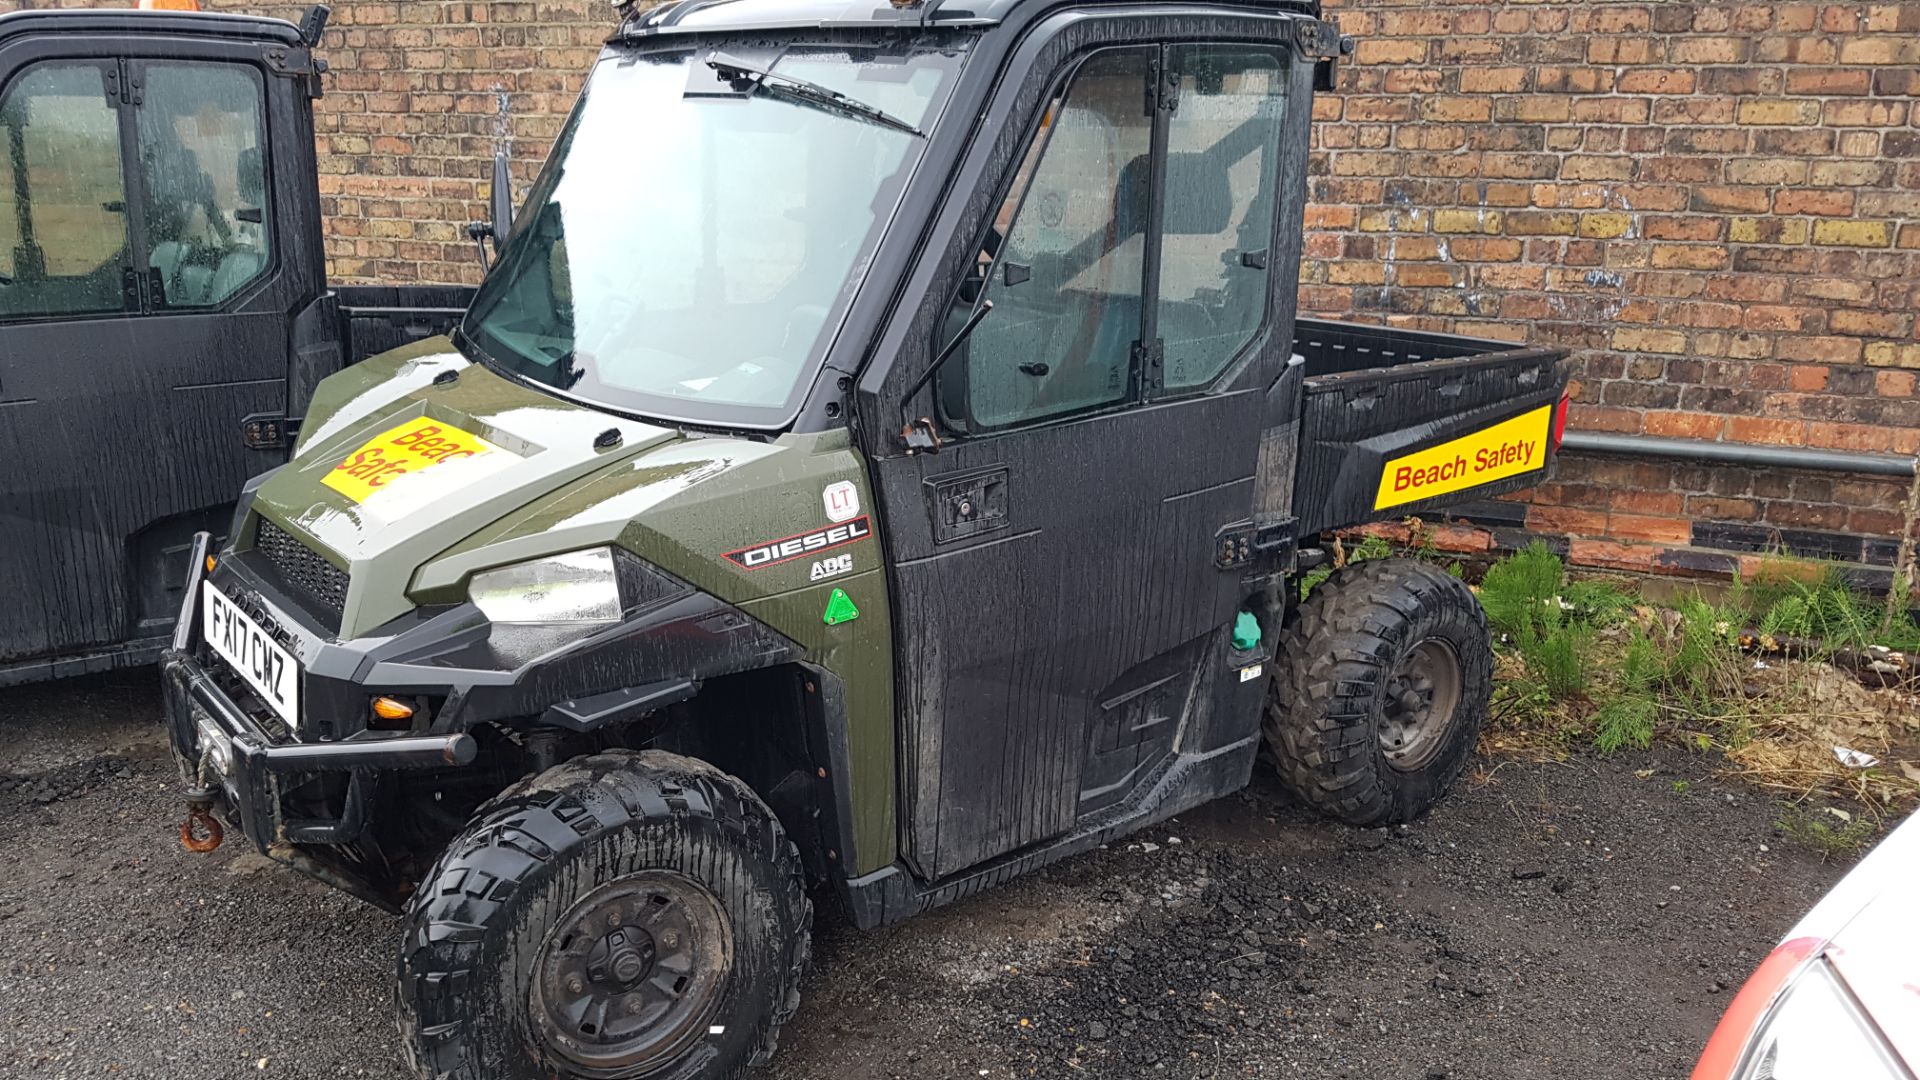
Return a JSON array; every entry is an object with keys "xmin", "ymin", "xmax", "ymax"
[
  {"xmin": 1530, "ymin": 508, "xmax": 1612, "ymax": 537},
  {"xmin": 1643, "ymin": 411, "xmax": 1725, "ymax": 439},
  {"xmin": 1568, "ymin": 405, "xmax": 1644, "ymax": 433},
  {"xmin": 1727, "ymin": 417, "xmax": 1806, "ymax": 445},
  {"xmin": 1607, "ymin": 514, "xmax": 1694, "ymax": 544},
  {"xmin": 1566, "ymin": 539, "xmax": 1661, "ymax": 573},
  {"xmin": 1774, "ymin": 190, "xmax": 1855, "ymax": 217}
]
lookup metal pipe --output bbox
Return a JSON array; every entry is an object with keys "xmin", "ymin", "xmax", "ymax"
[{"xmin": 1561, "ymin": 431, "xmax": 1916, "ymax": 478}]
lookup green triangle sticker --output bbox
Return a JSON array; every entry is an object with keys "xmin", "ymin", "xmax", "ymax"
[{"xmin": 822, "ymin": 588, "xmax": 860, "ymax": 626}]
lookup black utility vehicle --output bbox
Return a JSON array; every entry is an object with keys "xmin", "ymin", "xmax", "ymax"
[{"xmin": 0, "ymin": 6, "xmax": 466, "ymax": 685}]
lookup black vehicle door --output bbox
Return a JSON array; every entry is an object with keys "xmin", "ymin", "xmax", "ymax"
[
  {"xmin": 0, "ymin": 35, "xmax": 323, "ymax": 677},
  {"xmin": 864, "ymin": 21, "xmax": 1312, "ymax": 880}
]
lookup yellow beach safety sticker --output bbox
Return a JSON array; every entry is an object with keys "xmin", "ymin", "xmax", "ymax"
[
  {"xmin": 1374, "ymin": 405, "xmax": 1553, "ymax": 510},
  {"xmin": 323, "ymin": 417, "xmax": 508, "ymax": 505}
]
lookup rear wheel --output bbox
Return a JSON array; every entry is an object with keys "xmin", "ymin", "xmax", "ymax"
[
  {"xmin": 397, "ymin": 750, "xmax": 810, "ymax": 1080},
  {"xmin": 1265, "ymin": 558, "xmax": 1492, "ymax": 825}
]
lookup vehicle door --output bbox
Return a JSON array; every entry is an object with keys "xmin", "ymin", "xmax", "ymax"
[
  {"xmin": 862, "ymin": 15, "xmax": 1315, "ymax": 879},
  {"xmin": 0, "ymin": 32, "xmax": 323, "ymax": 674}
]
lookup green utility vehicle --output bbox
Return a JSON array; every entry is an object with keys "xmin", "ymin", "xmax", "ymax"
[{"xmin": 162, "ymin": 0, "xmax": 1569, "ymax": 1075}]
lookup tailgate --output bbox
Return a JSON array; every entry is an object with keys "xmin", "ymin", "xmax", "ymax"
[{"xmin": 1292, "ymin": 319, "xmax": 1568, "ymax": 536}]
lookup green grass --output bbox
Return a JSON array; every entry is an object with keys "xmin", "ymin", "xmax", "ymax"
[
  {"xmin": 1298, "ymin": 533, "xmax": 1393, "ymax": 601},
  {"xmin": 1775, "ymin": 806, "xmax": 1878, "ymax": 861}
]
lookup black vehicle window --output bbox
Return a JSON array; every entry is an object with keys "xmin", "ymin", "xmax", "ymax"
[
  {"xmin": 952, "ymin": 48, "xmax": 1152, "ymax": 430},
  {"xmin": 137, "ymin": 63, "xmax": 271, "ymax": 309},
  {"xmin": 0, "ymin": 63, "xmax": 130, "ymax": 321},
  {"xmin": 1159, "ymin": 45, "xmax": 1286, "ymax": 391}
]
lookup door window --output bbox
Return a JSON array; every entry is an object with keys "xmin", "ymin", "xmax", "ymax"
[
  {"xmin": 0, "ymin": 63, "xmax": 130, "ymax": 320},
  {"xmin": 137, "ymin": 63, "xmax": 271, "ymax": 308},
  {"xmin": 940, "ymin": 43, "xmax": 1290, "ymax": 431},
  {"xmin": 1160, "ymin": 45, "xmax": 1286, "ymax": 390},
  {"xmin": 954, "ymin": 48, "xmax": 1153, "ymax": 430}
]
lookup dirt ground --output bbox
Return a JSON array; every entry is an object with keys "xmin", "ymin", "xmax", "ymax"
[{"xmin": 0, "ymin": 670, "xmax": 1860, "ymax": 1080}]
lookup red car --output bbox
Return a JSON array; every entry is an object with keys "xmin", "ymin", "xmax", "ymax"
[{"xmin": 1692, "ymin": 811, "xmax": 1920, "ymax": 1080}]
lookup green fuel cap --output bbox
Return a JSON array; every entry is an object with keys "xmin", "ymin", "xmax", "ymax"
[
  {"xmin": 1232, "ymin": 611, "xmax": 1260, "ymax": 651},
  {"xmin": 823, "ymin": 588, "xmax": 860, "ymax": 626}
]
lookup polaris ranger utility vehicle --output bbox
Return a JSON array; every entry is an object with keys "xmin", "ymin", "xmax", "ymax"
[
  {"xmin": 0, "ymin": 5, "xmax": 468, "ymax": 687},
  {"xmin": 161, "ymin": 0, "xmax": 1570, "ymax": 1075}
]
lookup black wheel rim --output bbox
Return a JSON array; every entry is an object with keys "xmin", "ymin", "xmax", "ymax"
[
  {"xmin": 1378, "ymin": 637, "xmax": 1463, "ymax": 772},
  {"xmin": 530, "ymin": 871, "xmax": 732, "ymax": 1076}
]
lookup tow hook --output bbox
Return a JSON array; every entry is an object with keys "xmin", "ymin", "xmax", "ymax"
[{"xmin": 179, "ymin": 786, "xmax": 224, "ymax": 854}]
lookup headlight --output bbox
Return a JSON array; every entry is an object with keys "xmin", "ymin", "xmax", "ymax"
[
  {"xmin": 1734, "ymin": 960, "xmax": 1905, "ymax": 1080},
  {"xmin": 469, "ymin": 547, "xmax": 623, "ymax": 625}
]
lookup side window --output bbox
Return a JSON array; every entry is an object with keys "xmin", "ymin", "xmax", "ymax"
[
  {"xmin": 0, "ymin": 63, "xmax": 131, "ymax": 321},
  {"xmin": 1160, "ymin": 45, "xmax": 1286, "ymax": 390},
  {"xmin": 954, "ymin": 48, "xmax": 1152, "ymax": 430},
  {"xmin": 137, "ymin": 62, "xmax": 270, "ymax": 309}
]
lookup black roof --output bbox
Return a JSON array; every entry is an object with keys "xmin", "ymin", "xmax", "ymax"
[
  {"xmin": 621, "ymin": 0, "xmax": 1320, "ymax": 38},
  {"xmin": 0, "ymin": 9, "xmax": 302, "ymax": 47}
]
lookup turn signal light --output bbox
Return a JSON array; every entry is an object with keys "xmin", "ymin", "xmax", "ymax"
[
  {"xmin": 204, "ymin": 554, "xmax": 217, "ymax": 573},
  {"xmin": 371, "ymin": 697, "xmax": 415, "ymax": 721},
  {"xmin": 138, "ymin": 0, "xmax": 202, "ymax": 9}
]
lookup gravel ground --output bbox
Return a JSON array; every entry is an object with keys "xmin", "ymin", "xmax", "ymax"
[{"xmin": 1, "ymin": 670, "xmax": 1856, "ymax": 1080}]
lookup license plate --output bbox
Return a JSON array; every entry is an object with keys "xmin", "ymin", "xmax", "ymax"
[{"xmin": 202, "ymin": 581, "xmax": 300, "ymax": 727}]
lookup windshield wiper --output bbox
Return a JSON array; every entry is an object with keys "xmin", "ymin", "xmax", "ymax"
[{"xmin": 707, "ymin": 51, "xmax": 923, "ymax": 138}]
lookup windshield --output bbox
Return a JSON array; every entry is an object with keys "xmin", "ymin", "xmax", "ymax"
[{"xmin": 460, "ymin": 40, "xmax": 966, "ymax": 427}]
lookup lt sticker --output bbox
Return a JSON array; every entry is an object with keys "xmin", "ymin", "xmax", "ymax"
[
  {"xmin": 323, "ymin": 417, "xmax": 514, "ymax": 511},
  {"xmin": 822, "ymin": 480, "xmax": 860, "ymax": 523},
  {"xmin": 724, "ymin": 516, "xmax": 871, "ymax": 571},
  {"xmin": 1374, "ymin": 405, "xmax": 1553, "ymax": 511},
  {"xmin": 810, "ymin": 554, "xmax": 853, "ymax": 581}
]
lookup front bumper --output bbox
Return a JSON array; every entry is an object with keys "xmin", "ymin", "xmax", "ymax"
[
  {"xmin": 163, "ymin": 532, "xmax": 475, "ymax": 854},
  {"xmin": 161, "ymin": 651, "xmax": 477, "ymax": 849}
]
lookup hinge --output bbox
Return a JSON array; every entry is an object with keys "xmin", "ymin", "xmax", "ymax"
[
  {"xmin": 1292, "ymin": 18, "xmax": 1347, "ymax": 59},
  {"xmin": 1145, "ymin": 52, "xmax": 1179, "ymax": 113},
  {"xmin": 242, "ymin": 413, "xmax": 300, "ymax": 450},
  {"xmin": 260, "ymin": 43, "xmax": 318, "ymax": 77},
  {"xmin": 260, "ymin": 43, "xmax": 329, "ymax": 97},
  {"xmin": 1131, "ymin": 338, "xmax": 1165, "ymax": 392},
  {"xmin": 105, "ymin": 62, "xmax": 142, "ymax": 106},
  {"xmin": 1216, "ymin": 517, "xmax": 1298, "ymax": 571}
]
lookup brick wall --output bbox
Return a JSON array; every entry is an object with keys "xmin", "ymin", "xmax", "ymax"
[
  {"xmin": 1307, "ymin": 0, "xmax": 1919, "ymax": 581},
  {"xmin": 2, "ymin": 0, "xmax": 1916, "ymax": 581},
  {"xmin": 230, "ymin": 0, "xmax": 603, "ymax": 285}
]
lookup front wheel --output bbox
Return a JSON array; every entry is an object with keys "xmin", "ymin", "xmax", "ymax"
[
  {"xmin": 397, "ymin": 750, "xmax": 811, "ymax": 1080},
  {"xmin": 1265, "ymin": 558, "xmax": 1493, "ymax": 825}
]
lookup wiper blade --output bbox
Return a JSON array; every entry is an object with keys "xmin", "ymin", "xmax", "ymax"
[{"xmin": 707, "ymin": 51, "xmax": 923, "ymax": 138}]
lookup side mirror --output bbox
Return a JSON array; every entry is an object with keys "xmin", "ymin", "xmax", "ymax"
[
  {"xmin": 465, "ymin": 150, "xmax": 515, "ymax": 272},
  {"xmin": 488, "ymin": 150, "xmax": 514, "ymax": 254}
]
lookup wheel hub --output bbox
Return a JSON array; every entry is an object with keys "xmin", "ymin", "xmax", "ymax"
[
  {"xmin": 1378, "ymin": 637, "xmax": 1463, "ymax": 772},
  {"xmin": 530, "ymin": 872, "xmax": 732, "ymax": 1075}
]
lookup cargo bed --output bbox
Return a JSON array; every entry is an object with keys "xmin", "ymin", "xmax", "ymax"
[{"xmin": 1290, "ymin": 318, "xmax": 1569, "ymax": 536}]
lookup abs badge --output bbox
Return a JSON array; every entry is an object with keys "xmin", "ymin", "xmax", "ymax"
[
  {"xmin": 724, "ymin": 517, "xmax": 871, "ymax": 570},
  {"xmin": 822, "ymin": 480, "xmax": 859, "ymax": 523}
]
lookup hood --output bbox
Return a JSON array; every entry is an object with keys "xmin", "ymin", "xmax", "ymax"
[{"xmin": 256, "ymin": 339, "xmax": 783, "ymax": 637}]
